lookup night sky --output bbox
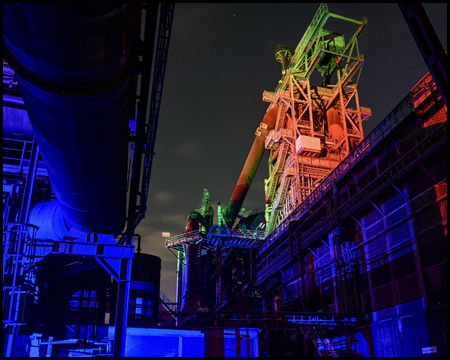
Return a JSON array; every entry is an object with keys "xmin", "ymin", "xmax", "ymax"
[{"xmin": 137, "ymin": 3, "xmax": 447, "ymax": 301}]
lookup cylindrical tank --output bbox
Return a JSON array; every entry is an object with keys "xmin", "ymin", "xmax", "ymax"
[
  {"xmin": 327, "ymin": 108, "xmax": 343, "ymax": 139},
  {"xmin": 128, "ymin": 253, "xmax": 161, "ymax": 327},
  {"xmin": 3, "ymin": 4, "xmax": 138, "ymax": 236}
]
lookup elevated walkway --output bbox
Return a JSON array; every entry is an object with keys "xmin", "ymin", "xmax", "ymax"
[{"xmin": 165, "ymin": 226, "xmax": 266, "ymax": 253}]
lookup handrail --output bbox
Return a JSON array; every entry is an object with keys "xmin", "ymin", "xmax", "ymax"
[
  {"xmin": 159, "ymin": 290, "xmax": 177, "ymax": 315},
  {"xmin": 165, "ymin": 230, "xmax": 204, "ymax": 247}
]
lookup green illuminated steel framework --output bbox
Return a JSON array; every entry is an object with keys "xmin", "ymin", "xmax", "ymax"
[{"xmin": 257, "ymin": 3, "xmax": 372, "ymax": 233}]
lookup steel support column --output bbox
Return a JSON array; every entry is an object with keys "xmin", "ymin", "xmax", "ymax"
[
  {"xmin": 176, "ymin": 251, "xmax": 184, "ymax": 312},
  {"xmin": 113, "ymin": 258, "xmax": 132, "ymax": 357},
  {"xmin": 3, "ymin": 327, "xmax": 16, "ymax": 357},
  {"xmin": 19, "ymin": 137, "xmax": 39, "ymax": 224}
]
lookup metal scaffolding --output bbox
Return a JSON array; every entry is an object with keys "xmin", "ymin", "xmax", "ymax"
[{"xmin": 259, "ymin": 3, "xmax": 372, "ymax": 234}]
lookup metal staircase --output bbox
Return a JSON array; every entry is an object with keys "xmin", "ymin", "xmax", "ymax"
[
  {"xmin": 274, "ymin": 176, "xmax": 291, "ymax": 211},
  {"xmin": 312, "ymin": 328, "xmax": 350, "ymax": 357},
  {"xmin": 275, "ymin": 104, "xmax": 288, "ymax": 131},
  {"xmin": 267, "ymin": 174, "xmax": 280, "ymax": 201},
  {"xmin": 159, "ymin": 290, "xmax": 177, "ymax": 315}
]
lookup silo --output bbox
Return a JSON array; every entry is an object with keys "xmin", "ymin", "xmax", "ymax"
[{"xmin": 128, "ymin": 253, "xmax": 161, "ymax": 327}]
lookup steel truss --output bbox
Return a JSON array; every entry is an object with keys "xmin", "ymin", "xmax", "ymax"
[
  {"xmin": 255, "ymin": 72, "xmax": 446, "ymax": 320},
  {"xmin": 258, "ymin": 4, "xmax": 372, "ymax": 234}
]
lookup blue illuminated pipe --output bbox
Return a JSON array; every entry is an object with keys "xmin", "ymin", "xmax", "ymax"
[
  {"xmin": 3, "ymin": 4, "xmax": 138, "ymax": 236},
  {"xmin": 28, "ymin": 201, "xmax": 69, "ymax": 241}
]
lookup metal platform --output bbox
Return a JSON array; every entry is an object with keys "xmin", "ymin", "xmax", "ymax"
[
  {"xmin": 165, "ymin": 227, "xmax": 266, "ymax": 253},
  {"xmin": 180, "ymin": 309, "xmax": 360, "ymax": 330}
]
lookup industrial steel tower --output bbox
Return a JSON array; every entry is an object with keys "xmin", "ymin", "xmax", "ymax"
[{"xmin": 258, "ymin": 3, "xmax": 372, "ymax": 233}]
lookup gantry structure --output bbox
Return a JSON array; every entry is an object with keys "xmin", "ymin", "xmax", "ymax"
[{"xmin": 257, "ymin": 3, "xmax": 372, "ymax": 233}]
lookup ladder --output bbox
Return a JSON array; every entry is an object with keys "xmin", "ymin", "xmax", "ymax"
[
  {"xmin": 273, "ymin": 142, "xmax": 289, "ymax": 175},
  {"xmin": 275, "ymin": 104, "xmax": 288, "ymax": 131},
  {"xmin": 274, "ymin": 176, "xmax": 291, "ymax": 210},
  {"xmin": 267, "ymin": 174, "xmax": 280, "ymax": 201}
]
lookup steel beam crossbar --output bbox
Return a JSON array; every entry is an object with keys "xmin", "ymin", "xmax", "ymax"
[{"xmin": 31, "ymin": 240, "xmax": 134, "ymax": 259}]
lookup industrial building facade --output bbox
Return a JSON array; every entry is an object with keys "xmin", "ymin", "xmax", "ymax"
[{"xmin": 254, "ymin": 71, "xmax": 447, "ymax": 356}]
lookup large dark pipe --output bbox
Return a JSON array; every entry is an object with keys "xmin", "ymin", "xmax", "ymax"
[
  {"xmin": 3, "ymin": 4, "xmax": 138, "ymax": 236},
  {"xmin": 223, "ymin": 106, "xmax": 279, "ymax": 227}
]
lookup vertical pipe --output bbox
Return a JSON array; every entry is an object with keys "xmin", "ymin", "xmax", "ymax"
[
  {"xmin": 181, "ymin": 243, "xmax": 200, "ymax": 313},
  {"xmin": 19, "ymin": 137, "xmax": 39, "ymax": 224},
  {"xmin": 329, "ymin": 232, "xmax": 340, "ymax": 313},
  {"xmin": 180, "ymin": 245, "xmax": 188, "ymax": 312},
  {"xmin": 176, "ymin": 254, "xmax": 181, "ymax": 310},
  {"xmin": 307, "ymin": 79, "xmax": 314, "ymax": 137},
  {"xmin": 337, "ymin": 70, "xmax": 350, "ymax": 153},
  {"xmin": 176, "ymin": 251, "xmax": 184, "ymax": 314},
  {"xmin": 354, "ymin": 89, "xmax": 362, "ymax": 131},
  {"xmin": 215, "ymin": 244, "xmax": 223, "ymax": 309},
  {"xmin": 126, "ymin": 105, "xmax": 143, "ymax": 245}
]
